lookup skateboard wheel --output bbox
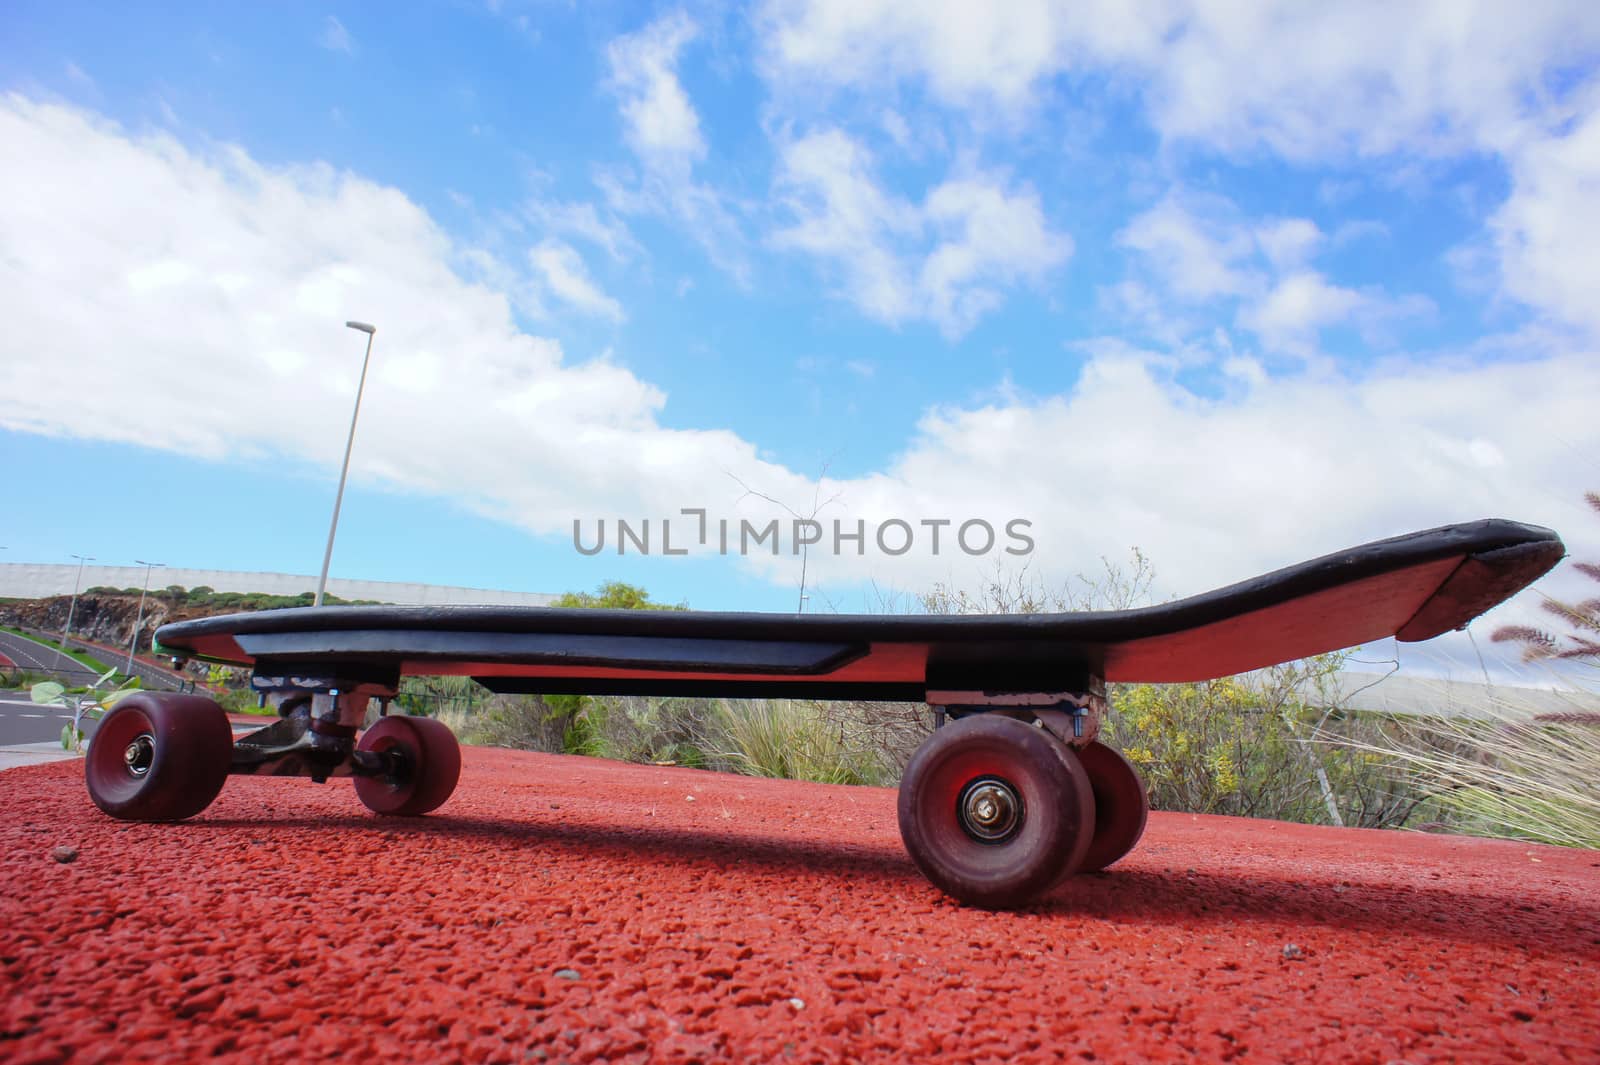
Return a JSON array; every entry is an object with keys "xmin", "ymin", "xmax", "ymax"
[
  {"xmin": 353, "ymin": 715, "xmax": 461, "ymax": 816},
  {"xmin": 898, "ymin": 714, "xmax": 1094, "ymax": 908},
  {"xmin": 84, "ymin": 692, "xmax": 232, "ymax": 821},
  {"xmin": 1072, "ymin": 741, "xmax": 1149, "ymax": 872}
]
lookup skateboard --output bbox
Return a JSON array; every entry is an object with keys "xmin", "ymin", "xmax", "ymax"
[{"xmin": 84, "ymin": 518, "xmax": 1562, "ymax": 908}]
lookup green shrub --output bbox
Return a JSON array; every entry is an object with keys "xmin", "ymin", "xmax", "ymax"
[
  {"xmin": 552, "ymin": 581, "xmax": 684, "ymax": 611},
  {"xmin": 1104, "ymin": 654, "xmax": 1428, "ymax": 828},
  {"xmin": 213, "ymin": 687, "xmax": 273, "ymax": 715}
]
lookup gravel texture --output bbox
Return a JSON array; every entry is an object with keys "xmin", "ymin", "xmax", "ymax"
[{"xmin": 3, "ymin": 746, "xmax": 1598, "ymax": 1063}]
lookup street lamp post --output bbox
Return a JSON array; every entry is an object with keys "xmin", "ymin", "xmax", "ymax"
[
  {"xmin": 62, "ymin": 553, "xmax": 95, "ymax": 650},
  {"xmin": 127, "ymin": 559, "xmax": 164, "ymax": 676},
  {"xmin": 315, "ymin": 320, "xmax": 378, "ymax": 607}
]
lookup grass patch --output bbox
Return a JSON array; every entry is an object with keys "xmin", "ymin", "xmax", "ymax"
[
  {"xmin": 1346, "ymin": 687, "xmax": 1600, "ymax": 848},
  {"xmin": 705, "ymin": 699, "xmax": 887, "ymax": 786}
]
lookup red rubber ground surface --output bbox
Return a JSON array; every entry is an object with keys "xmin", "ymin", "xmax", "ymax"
[{"xmin": 3, "ymin": 746, "xmax": 1598, "ymax": 1063}]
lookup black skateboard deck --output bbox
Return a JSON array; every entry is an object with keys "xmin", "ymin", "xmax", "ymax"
[
  {"xmin": 155, "ymin": 519, "xmax": 1562, "ymax": 700},
  {"xmin": 96, "ymin": 517, "xmax": 1564, "ymax": 908}
]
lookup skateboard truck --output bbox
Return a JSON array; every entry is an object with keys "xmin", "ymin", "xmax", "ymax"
[
  {"xmin": 926, "ymin": 680, "xmax": 1106, "ymax": 747},
  {"xmin": 238, "ymin": 672, "xmax": 401, "ymax": 783}
]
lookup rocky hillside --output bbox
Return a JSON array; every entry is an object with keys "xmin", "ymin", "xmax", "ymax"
[
  {"xmin": 0, "ymin": 587, "xmax": 376, "ymax": 658},
  {"xmin": 0, "ymin": 594, "xmax": 215, "ymax": 657}
]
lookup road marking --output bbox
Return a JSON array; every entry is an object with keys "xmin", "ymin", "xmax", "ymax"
[
  {"xmin": 1, "ymin": 631, "xmax": 186, "ymax": 692},
  {"xmin": 0, "ymin": 631, "xmax": 83, "ymax": 672}
]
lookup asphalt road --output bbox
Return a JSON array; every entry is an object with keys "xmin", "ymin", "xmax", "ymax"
[
  {"xmin": 0, "ymin": 628, "xmax": 186, "ymax": 692},
  {"xmin": 55, "ymin": 632, "xmax": 188, "ymax": 691},
  {"xmin": 0, "ymin": 692, "xmax": 94, "ymax": 746},
  {"xmin": 0, "ymin": 629, "xmax": 103, "ymax": 685}
]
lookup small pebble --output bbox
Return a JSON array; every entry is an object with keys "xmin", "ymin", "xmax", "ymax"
[
  {"xmin": 684, "ymin": 795, "xmax": 696, "ymax": 802},
  {"xmin": 1282, "ymin": 943, "xmax": 1303, "ymax": 960},
  {"xmin": 51, "ymin": 846, "xmax": 78, "ymax": 864},
  {"xmin": 554, "ymin": 968, "xmax": 581, "ymax": 981},
  {"xmin": 788, "ymin": 998, "xmax": 805, "ymax": 1010}
]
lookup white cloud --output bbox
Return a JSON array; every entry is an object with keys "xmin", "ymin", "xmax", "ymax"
[
  {"xmin": 1253, "ymin": 218, "xmax": 1323, "ymax": 271},
  {"xmin": 759, "ymin": 0, "xmax": 1600, "ymax": 342},
  {"xmin": 1239, "ymin": 271, "xmax": 1365, "ymax": 353},
  {"xmin": 760, "ymin": 0, "xmax": 1166, "ymax": 111},
  {"xmin": 64, "ymin": 62, "xmax": 96, "ymax": 91},
  {"xmin": 317, "ymin": 15, "xmax": 353, "ymax": 55},
  {"xmin": 721, "ymin": 341, "xmax": 1599, "ymax": 644},
  {"xmin": 880, "ymin": 108, "xmax": 912, "ymax": 150},
  {"xmin": 772, "ymin": 128, "xmax": 1069, "ymax": 336},
  {"xmin": 1490, "ymin": 94, "xmax": 1600, "ymax": 340},
  {"xmin": 880, "ymin": 348, "xmax": 1595, "ymax": 577},
  {"xmin": 603, "ymin": 12, "xmax": 746, "ymax": 280},
  {"xmin": 1116, "ymin": 192, "xmax": 1427, "ymax": 356},
  {"xmin": 1142, "ymin": 2, "xmax": 1597, "ymax": 161},
  {"xmin": 520, "ymin": 199, "xmax": 641, "ymax": 264},
  {"xmin": 1220, "ymin": 354, "xmax": 1267, "ymax": 388},
  {"xmin": 770, "ymin": 128, "xmax": 920, "ymax": 323},
  {"xmin": 920, "ymin": 176, "xmax": 1071, "ymax": 335},
  {"xmin": 2, "ymin": 94, "xmax": 1595, "ymax": 678},
  {"xmin": 851, "ymin": 345, "xmax": 1600, "ymax": 680},
  {"xmin": 1115, "ymin": 191, "xmax": 1254, "ymax": 302},
  {"xmin": 1329, "ymin": 219, "xmax": 1390, "ymax": 249},
  {"xmin": 761, "ymin": 0, "xmax": 1600, "ymax": 157},
  {"xmin": 606, "ymin": 10, "xmax": 705, "ymax": 172},
  {"xmin": 0, "ymin": 95, "xmax": 762, "ymax": 525},
  {"xmin": 528, "ymin": 239, "xmax": 624, "ymax": 322}
]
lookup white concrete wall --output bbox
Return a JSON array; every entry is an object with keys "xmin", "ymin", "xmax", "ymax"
[
  {"xmin": 0, "ymin": 563, "xmax": 555, "ymax": 607},
  {"xmin": 1330, "ymin": 671, "xmax": 1600, "ymax": 719}
]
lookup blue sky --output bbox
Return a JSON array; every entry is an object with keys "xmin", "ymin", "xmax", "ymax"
[{"xmin": 3, "ymin": 2, "xmax": 1600, "ymax": 676}]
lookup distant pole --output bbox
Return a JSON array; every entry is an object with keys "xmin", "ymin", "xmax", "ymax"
[
  {"xmin": 127, "ymin": 559, "xmax": 164, "ymax": 675},
  {"xmin": 62, "ymin": 553, "xmax": 95, "ymax": 649},
  {"xmin": 316, "ymin": 321, "xmax": 377, "ymax": 607}
]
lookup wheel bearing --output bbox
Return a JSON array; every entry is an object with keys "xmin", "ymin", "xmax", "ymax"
[
  {"xmin": 123, "ymin": 734, "xmax": 155, "ymax": 777},
  {"xmin": 958, "ymin": 777, "xmax": 1023, "ymax": 842}
]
